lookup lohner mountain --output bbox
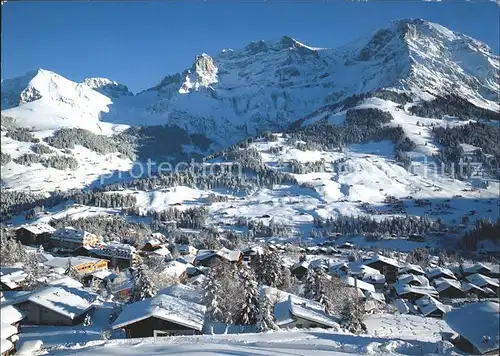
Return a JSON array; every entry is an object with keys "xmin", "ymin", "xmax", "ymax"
[{"xmin": 1, "ymin": 18, "xmax": 499, "ymax": 253}]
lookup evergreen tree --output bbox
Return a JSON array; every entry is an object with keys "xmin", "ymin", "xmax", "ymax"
[
  {"xmin": 315, "ymin": 270, "xmax": 333, "ymax": 314},
  {"xmin": 256, "ymin": 290, "xmax": 278, "ymax": 332},
  {"xmin": 237, "ymin": 263, "xmax": 259, "ymax": 325},
  {"xmin": 64, "ymin": 258, "xmax": 82, "ymax": 281},
  {"xmin": 203, "ymin": 262, "xmax": 225, "ymax": 323},
  {"xmin": 129, "ymin": 254, "xmax": 157, "ymax": 303},
  {"xmin": 304, "ymin": 269, "xmax": 318, "ymax": 300}
]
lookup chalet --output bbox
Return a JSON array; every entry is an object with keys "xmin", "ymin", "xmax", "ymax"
[
  {"xmin": 461, "ymin": 282, "xmax": 488, "ymax": 298},
  {"xmin": 398, "ymin": 264, "xmax": 425, "ymax": 276},
  {"xmin": 273, "ymin": 295, "xmax": 339, "ymax": 330},
  {"xmin": 465, "ymin": 274, "xmax": 499, "ymax": 293},
  {"xmin": 309, "ymin": 259, "xmax": 329, "ymax": 272},
  {"xmin": 194, "ymin": 248, "xmax": 243, "ymax": 267},
  {"xmin": 425, "ymin": 267, "xmax": 457, "ymax": 282},
  {"xmin": 363, "ymin": 255, "xmax": 399, "ymax": 283},
  {"xmin": 415, "ymin": 295, "xmax": 452, "ymax": 318},
  {"xmin": 108, "ymin": 275, "xmax": 133, "ymax": 300},
  {"xmin": 433, "ymin": 278, "xmax": 466, "ymax": 299},
  {"xmin": 0, "ymin": 267, "xmax": 28, "ymax": 291},
  {"xmin": 328, "ymin": 262, "xmax": 350, "ymax": 278},
  {"xmin": 338, "ymin": 242, "xmax": 355, "ymax": 249},
  {"xmin": 50, "ymin": 227, "xmax": 101, "ymax": 251},
  {"xmin": 44, "ymin": 256, "xmax": 108, "ymax": 275},
  {"xmin": 162, "ymin": 261, "xmax": 189, "ymax": 283},
  {"xmin": 397, "ymin": 274, "xmax": 430, "ymax": 287},
  {"xmin": 393, "ymin": 298, "xmax": 419, "ymax": 315},
  {"xmin": 112, "ymin": 294, "xmax": 206, "ymax": 338},
  {"xmin": 394, "ymin": 284, "xmax": 439, "ymax": 301},
  {"xmin": 15, "ymin": 223, "xmax": 55, "ymax": 246},
  {"xmin": 176, "ymin": 244, "xmax": 198, "ymax": 256},
  {"xmin": 142, "ymin": 239, "xmax": 162, "ymax": 253},
  {"xmin": 241, "ymin": 246, "xmax": 264, "ymax": 263},
  {"xmin": 12, "ymin": 286, "xmax": 97, "ymax": 326},
  {"xmin": 290, "ymin": 261, "xmax": 309, "ymax": 280},
  {"xmin": 461, "ymin": 263, "xmax": 500, "ymax": 279},
  {"xmin": 444, "ymin": 301, "xmax": 499, "ymax": 355}
]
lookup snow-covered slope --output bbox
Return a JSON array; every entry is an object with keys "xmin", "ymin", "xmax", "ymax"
[
  {"xmin": 1, "ymin": 69, "xmax": 127, "ymax": 135},
  {"xmin": 2, "ymin": 19, "xmax": 498, "ymax": 143},
  {"xmin": 99, "ymin": 18, "xmax": 497, "ymax": 144}
]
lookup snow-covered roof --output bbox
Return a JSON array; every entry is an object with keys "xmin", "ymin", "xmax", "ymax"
[
  {"xmin": 0, "ymin": 267, "xmax": 28, "ymax": 289},
  {"xmin": 1, "ymin": 338, "xmax": 13, "ymax": 354},
  {"xmin": 94, "ymin": 242, "xmax": 135, "ymax": 258},
  {"xmin": 393, "ymin": 299, "xmax": 419, "ymax": 315},
  {"xmin": 415, "ymin": 295, "xmax": 452, "ymax": 317},
  {"xmin": 149, "ymin": 245, "xmax": 172, "ymax": 257},
  {"xmin": 394, "ymin": 284, "xmax": 438, "ymax": 298},
  {"xmin": 364, "ymin": 254, "xmax": 399, "ymax": 268},
  {"xmin": 287, "ymin": 295, "xmax": 339, "ymax": 328},
  {"xmin": 445, "ymin": 301, "xmax": 500, "ymax": 354},
  {"xmin": 399, "ymin": 264, "xmax": 425, "ymax": 275},
  {"xmin": 23, "ymin": 286, "xmax": 97, "ymax": 320},
  {"xmin": 18, "ymin": 223, "xmax": 56, "ymax": 235},
  {"xmin": 362, "ymin": 273, "xmax": 386, "ymax": 285},
  {"xmin": 425, "ymin": 267, "xmax": 456, "ymax": 280},
  {"xmin": 348, "ymin": 262, "xmax": 382, "ymax": 277},
  {"xmin": 364, "ymin": 290, "xmax": 385, "ymax": 303},
  {"xmin": 195, "ymin": 249, "xmax": 216, "ymax": 263},
  {"xmin": 466, "ymin": 273, "xmax": 499, "ymax": 289},
  {"xmin": 52, "ymin": 227, "xmax": 92, "ymax": 242},
  {"xmin": 162, "ymin": 261, "xmax": 188, "ymax": 279},
  {"xmin": 433, "ymin": 278, "xmax": 462, "ymax": 293},
  {"xmin": 397, "ymin": 273, "xmax": 430, "ymax": 287},
  {"xmin": 158, "ymin": 284, "xmax": 203, "ymax": 304},
  {"xmin": 91, "ymin": 269, "xmax": 115, "ymax": 280},
  {"xmin": 176, "ymin": 244, "xmax": 197, "ymax": 255},
  {"xmin": 291, "ymin": 261, "xmax": 309, "ymax": 271},
  {"xmin": 461, "ymin": 282, "xmax": 485, "ymax": 293},
  {"xmin": 43, "ymin": 256, "xmax": 105, "ymax": 270},
  {"xmin": 46, "ymin": 276, "xmax": 84, "ymax": 289},
  {"xmin": 461, "ymin": 262, "xmax": 499, "ymax": 275},
  {"xmin": 0, "ymin": 305, "xmax": 25, "ymax": 325},
  {"xmin": 344, "ymin": 276, "xmax": 375, "ymax": 293},
  {"xmin": 0, "ymin": 322, "xmax": 17, "ymax": 340},
  {"xmin": 112, "ymin": 294, "xmax": 206, "ymax": 331},
  {"xmin": 215, "ymin": 248, "xmax": 242, "ymax": 262}
]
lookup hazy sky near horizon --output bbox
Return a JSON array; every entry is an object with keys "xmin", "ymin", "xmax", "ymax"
[{"xmin": 2, "ymin": 1, "xmax": 499, "ymax": 92}]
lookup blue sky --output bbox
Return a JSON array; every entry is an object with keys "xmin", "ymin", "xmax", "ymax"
[{"xmin": 2, "ymin": 1, "xmax": 499, "ymax": 93}]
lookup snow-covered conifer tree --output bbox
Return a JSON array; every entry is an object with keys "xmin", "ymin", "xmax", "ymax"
[
  {"xmin": 256, "ymin": 290, "xmax": 278, "ymax": 332},
  {"xmin": 203, "ymin": 262, "xmax": 225, "ymax": 323},
  {"xmin": 237, "ymin": 263, "xmax": 259, "ymax": 325},
  {"xmin": 129, "ymin": 253, "xmax": 157, "ymax": 303}
]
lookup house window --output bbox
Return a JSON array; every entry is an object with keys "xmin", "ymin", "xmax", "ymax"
[{"xmin": 296, "ymin": 323, "xmax": 303, "ymax": 328}]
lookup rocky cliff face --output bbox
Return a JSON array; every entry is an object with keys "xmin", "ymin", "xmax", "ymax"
[{"xmin": 2, "ymin": 19, "xmax": 498, "ymax": 145}]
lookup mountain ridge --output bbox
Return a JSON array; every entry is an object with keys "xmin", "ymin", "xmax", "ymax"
[{"xmin": 1, "ymin": 18, "xmax": 498, "ymax": 144}]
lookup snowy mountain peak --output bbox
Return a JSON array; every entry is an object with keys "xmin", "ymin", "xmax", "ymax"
[
  {"xmin": 83, "ymin": 77, "xmax": 133, "ymax": 98},
  {"xmin": 1, "ymin": 68, "xmax": 116, "ymax": 133},
  {"xmin": 179, "ymin": 54, "xmax": 218, "ymax": 94}
]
